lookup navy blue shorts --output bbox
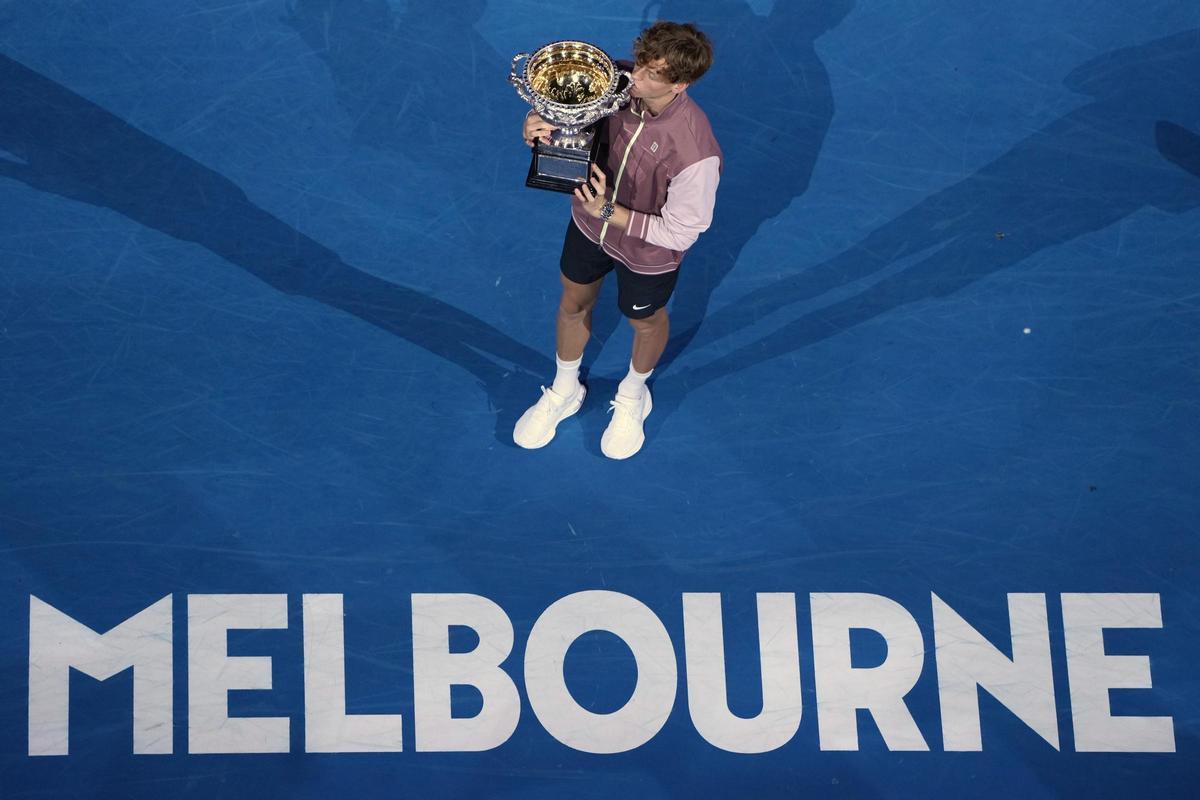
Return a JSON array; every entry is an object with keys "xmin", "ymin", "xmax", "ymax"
[{"xmin": 559, "ymin": 220, "xmax": 679, "ymax": 320}]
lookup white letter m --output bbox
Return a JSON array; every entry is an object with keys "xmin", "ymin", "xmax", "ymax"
[{"xmin": 28, "ymin": 595, "xmax": 173, "ymax": 756}]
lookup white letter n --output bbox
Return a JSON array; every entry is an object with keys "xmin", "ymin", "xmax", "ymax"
[{"xmin": 932, "ymin": 593, "xmax": 1058, "ymax": 750}]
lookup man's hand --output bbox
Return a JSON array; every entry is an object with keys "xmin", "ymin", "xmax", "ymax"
[
  {"xmin": 523, "ymin": 112, "xmax": 557, "ymax": 147},
  {"xmin": 574, "ymin": 164, "xmax": 609, "ymax": 217}
]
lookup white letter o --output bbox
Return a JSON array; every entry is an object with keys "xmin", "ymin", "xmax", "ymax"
[{"xmin": 525, "ymin": 591, "xmax": 677, "ymax": 753}]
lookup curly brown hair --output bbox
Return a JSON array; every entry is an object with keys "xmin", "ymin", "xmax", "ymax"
[{"xmin": 633, "ymin": 21, "xmax": 713, "ymax": 85}]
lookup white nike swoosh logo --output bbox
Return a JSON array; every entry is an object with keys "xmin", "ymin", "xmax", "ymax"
[{"xmin": 632, "ymin": 303, "xmax": 651, "ymax": 310}]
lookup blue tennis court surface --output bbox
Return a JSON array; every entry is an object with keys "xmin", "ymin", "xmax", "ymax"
[{"xmin": 2, "ymin": 1, "xmax": 1198, "ymax": 797}]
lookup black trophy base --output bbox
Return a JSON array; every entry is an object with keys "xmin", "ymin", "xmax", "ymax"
[{"xmin": 525, "ymin": 133, "xmax": 603, "ymax": 193}]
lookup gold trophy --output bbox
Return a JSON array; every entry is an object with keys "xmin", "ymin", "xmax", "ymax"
[{"xmin": 510, "ymin": 41, "xmax": 632, "ymax": 193}]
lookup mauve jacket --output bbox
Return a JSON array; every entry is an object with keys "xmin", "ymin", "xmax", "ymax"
[{"xmin": 571, "ymin": 90, "xmax": 723, "ymax": 275}]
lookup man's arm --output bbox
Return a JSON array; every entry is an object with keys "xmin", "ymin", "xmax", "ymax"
[
  {"xmin": 576, "ymin": 158, "xmax": 721, "ymax": 250},
  {"xmin": 626, "ymin": 157, "xmax": 720, "ymax": 249}
]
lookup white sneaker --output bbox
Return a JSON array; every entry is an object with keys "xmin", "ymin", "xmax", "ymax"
[
  {"xmin": 601, "ymin": 387, "xmax": 652, "ymax": 460},
  {"xmin": 513, "ymin": 383, "xmax": 586, "ymax": 449}
]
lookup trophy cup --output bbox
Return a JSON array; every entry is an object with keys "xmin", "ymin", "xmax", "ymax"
[{"xmin": 510, "ymin": 41, "xmax": 632, "ymax": 193}]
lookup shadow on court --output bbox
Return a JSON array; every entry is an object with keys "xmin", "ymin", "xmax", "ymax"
[
  {"xmin": 650, "ymin": 29, "xmax": 1200, "ymax": 433},
  {"xmin": 283, "ymin": 0, "xmax": 503, "ymax": 159},
  {"xmin": 0, "ymin": 53, "xmax": 551, "ymax": 444}
]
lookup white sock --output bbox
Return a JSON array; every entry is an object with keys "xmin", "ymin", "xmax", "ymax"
[
  {"xmin": 552, "ymin": 353, "xmax": 582, "ymax": 397},
  {"xmin": 616, "ymin": 361, "xmax": 652, "ymax": 400}
]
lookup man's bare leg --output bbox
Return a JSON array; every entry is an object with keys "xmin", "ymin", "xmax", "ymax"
[
  {"xmin": 602, "ymin": 307, "xmax": 668, "ymax": 460},
  {"xmin": 552, "ymin": 273, "xmax": 603, "ymax": 397},
  {"xmin": 628, "ymin": 307, "xmax": 669, "ymax": 376},
  {"xmin": 556, "ymin": 272, "xmax": 603, "ymax": 362},
  {"xmin": 513, "ymin": 274, "xmax": 601, "ymax": 449}
]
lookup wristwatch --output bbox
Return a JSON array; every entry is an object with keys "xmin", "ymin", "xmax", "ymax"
[{"xmin": 600, "ymin": 201, "xmax": 615, "ymax": 221}]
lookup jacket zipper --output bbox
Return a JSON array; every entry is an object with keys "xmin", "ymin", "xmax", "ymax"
[{"xmin": 600, "ymin": 107, "xmax": 646, "ymax": 245}]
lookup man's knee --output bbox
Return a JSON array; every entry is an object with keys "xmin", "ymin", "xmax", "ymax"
[
  {"xmin": 559, "ymin": 279, "xmax": 600, "ymax": 317},
  {"xmin": 559, "ymin": 291, "xmax": 597, "ymax": 318},
  {"xmin": 627, "ymin": 308, "xmax": 668, "ymax": 333}
]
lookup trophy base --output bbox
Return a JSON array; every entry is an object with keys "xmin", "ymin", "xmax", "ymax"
[{"xmin": 525, "ymin": 133, "xmax": 604, "ymax": 194}]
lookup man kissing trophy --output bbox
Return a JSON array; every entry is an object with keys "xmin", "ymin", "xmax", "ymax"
[{"xmin": 507, "ymin": 24, "xmax": 721, "ymax": 459}]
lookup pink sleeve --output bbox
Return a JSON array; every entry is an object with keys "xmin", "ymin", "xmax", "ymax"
[{"xmin": 626, "ymin": 156, "xmax": 721, "ymax": 251}]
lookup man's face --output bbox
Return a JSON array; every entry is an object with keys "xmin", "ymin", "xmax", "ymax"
[{"xmin": 630, "ymin": 57, "xmax": 685, "ymax": 101}]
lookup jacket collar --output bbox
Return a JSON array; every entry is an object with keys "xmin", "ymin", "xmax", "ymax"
[{"xmin": 632, "ymin": 90, "xmax": 690, "ymax": 124}]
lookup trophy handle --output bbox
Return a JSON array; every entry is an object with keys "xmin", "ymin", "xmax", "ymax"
[
  {"xmin": 509, "ymin": 52, "xmax": 534, "ymax": 105},
  {"xmin": 604, "ymin": 69, "xmax": 634, "ymax": 114}
]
